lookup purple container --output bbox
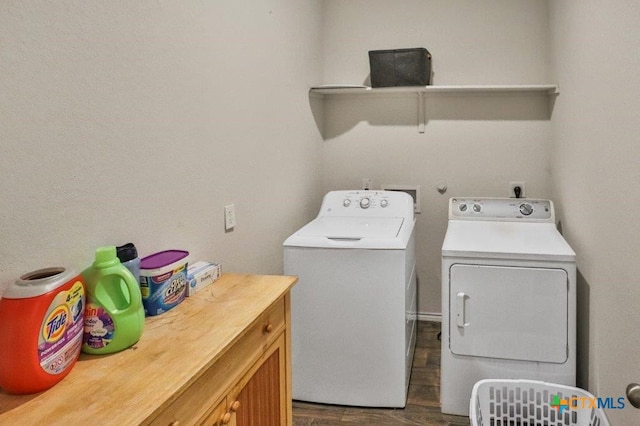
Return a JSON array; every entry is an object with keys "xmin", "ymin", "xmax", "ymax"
[{"xmin": 139, "ymin": 250, "xmax": 189, "ymax": 316}]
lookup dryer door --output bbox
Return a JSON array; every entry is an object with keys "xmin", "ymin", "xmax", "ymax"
[{"xmin": 449, "ymin": 264, "xmax": 568, "ymax": 363}]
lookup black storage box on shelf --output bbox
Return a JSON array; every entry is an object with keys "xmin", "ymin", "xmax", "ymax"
[{"xmin": 368, "ymin": 47, "xmax": 432, "ymax": 88}]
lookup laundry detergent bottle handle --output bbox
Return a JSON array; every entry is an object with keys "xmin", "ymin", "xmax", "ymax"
[{"xmin": 82, "ymin": 246, "xmax": 144, "ymax": 354}]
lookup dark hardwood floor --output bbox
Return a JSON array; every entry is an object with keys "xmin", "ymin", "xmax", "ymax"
[{"xmin": 292, "ymin": 321, "xmax": 469, "ymax": 425}]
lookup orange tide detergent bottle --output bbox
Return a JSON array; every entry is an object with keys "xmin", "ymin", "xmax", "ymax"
[{"xmin": 0, "ymin": 267, "xmax": 85, "ymax": 394}]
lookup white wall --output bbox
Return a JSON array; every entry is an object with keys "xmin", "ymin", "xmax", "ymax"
[
  {"xmin": 4, "ymin": 2, "xmax": 638, "ymax": 421},
  {"xmin": 0, "ymin": 1, "xmax": 324, "ymax": 286},
  {"xmin": 319, "ymin": 0, "xmax": 553, "ymax": 316},
  {"xmin": 550, "ymin": 2, "xmax": 640, "ymax": 424}
]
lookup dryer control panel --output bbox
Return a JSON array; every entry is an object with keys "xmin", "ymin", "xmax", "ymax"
[{"xmin": 450, "ymin": 198, "xmax": 554, "ymax": 222}]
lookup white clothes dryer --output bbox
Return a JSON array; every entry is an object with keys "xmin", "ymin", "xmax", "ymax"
[
  {"xmin": 283, "ymin": 190, "xmax": 416, "ymax": 407},
  {"xmin": 441, "ymin": 198, "xmax": 576, "ymax": 416}
]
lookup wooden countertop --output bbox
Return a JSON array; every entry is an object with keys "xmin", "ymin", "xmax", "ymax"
[{"xmin": 0, "ymin": 273, "xmax": 297, "ymax": 425}]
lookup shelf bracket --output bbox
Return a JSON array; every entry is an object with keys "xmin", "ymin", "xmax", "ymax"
[{"xmin": 418, "ymin": 91, "xmax": 425, "ymax": 133}]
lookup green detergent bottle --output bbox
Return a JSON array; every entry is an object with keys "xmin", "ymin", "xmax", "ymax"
[{"xmin": 81, "ymin": 246, "xmax": 144, "ymax": 354}]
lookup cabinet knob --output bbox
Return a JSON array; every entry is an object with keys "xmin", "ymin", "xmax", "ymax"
[
  {"xmin": 264, "ymin": 323, "xmax": 273, "ymax": 333},
  {"xmin": 220, "ymin": 412, "xmax": 232, "ymax": 424},
  {"xmin": 230, "ymin": 400, "xmax": 241, "ymax": 412},
  {"xmin": 169, "ymin": 422, "xmax": 180, "ymax": 426}
]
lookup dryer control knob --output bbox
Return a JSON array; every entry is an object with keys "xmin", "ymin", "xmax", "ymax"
[
  {"xmin": 519, "ymin": 203, "xmax": 533, "ymax": 216},
  {"xmin": 343, "ymin": 199, "xmax": 351, "ymax": 207},
  {"xmin": 473, "ymin": 204, "xmax": 482, "ymax": 213},
  {"xmin": 459, "ymin": 204, "xmax": 468, "ymax": 212},
  {"xmin": 360, "ymin": 197, "xmax": 371, "ymax": 209},
  {"xmin": 380, "ymin": 199, "xmax": 389, "ymax": 208}
]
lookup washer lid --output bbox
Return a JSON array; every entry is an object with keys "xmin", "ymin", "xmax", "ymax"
[
  {"xmin": 296, "ymin": 216, "xmax": 404, "ymax": 239},
  {"xmin": 442, "ymin": 221, "xmax": 575, "ymax": 261},
  {"xmin": 283, "ymin": 216, "xmax": 413, "ymax": 249}
]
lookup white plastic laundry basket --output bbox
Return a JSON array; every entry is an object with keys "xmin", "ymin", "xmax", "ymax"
[{"xmin": 470, "ymin": 379, "xmax": 610, "ymax": 426}]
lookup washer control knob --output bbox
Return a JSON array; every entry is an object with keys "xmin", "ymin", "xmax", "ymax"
[
  {"xmin": 519, "ymin": 203, "xmax": 534, "ymax": 216},
  {"xmin": 360, "ymin": 197, "xmax": 371, "ymax": 209},
  {"xmin": 459, "ymin": 203, "xmax": 468, "ymax": 212},
  {"xmin": 343, "ymin": 199, "xmax": 351, "ymax": 207},
  {"xmin": 473, "ymin": 204, "xmax": 482, "ymax": 213},
  {"xmin": 380, "ymin": 199, "xmax": 389, "ymax": 208}
]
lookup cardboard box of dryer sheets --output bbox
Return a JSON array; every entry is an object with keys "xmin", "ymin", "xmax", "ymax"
[{"xmin": 186, "ymin": 261, "xmax": 221, "ymax": 296}]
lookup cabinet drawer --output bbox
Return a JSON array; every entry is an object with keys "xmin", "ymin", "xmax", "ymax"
[
  {"xmin": 201, "ymin": 397, "xmax": 228, "ymax": 426},
  {"xmin": 147, "ymin": 298, "xmax": 286, "ymax": 425},
  {"xmin": 257, "ymin": 297, "xmax": 286, "ymax": 347}
]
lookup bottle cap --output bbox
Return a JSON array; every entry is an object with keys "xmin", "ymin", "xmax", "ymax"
[
  {"xmin": 94, "ymin": 246, "xmax": 119, "ymax": 268},
  {"xmin": 116, "ymin": 243, "xmax": 138, "ymax": 263}
]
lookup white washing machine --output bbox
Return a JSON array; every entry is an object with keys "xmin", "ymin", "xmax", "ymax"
[
  {"xmin": 283, "ymin": 190, "xmax": 416, "ymax": 407},
  {"xmin": 441, "ymin": 198, "xmax": 576, "ymax": 416}
]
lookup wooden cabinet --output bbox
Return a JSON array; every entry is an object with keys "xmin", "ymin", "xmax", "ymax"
[
  {"xmin": 204, "ymin": 398, "xmax": 230, "ymax": 426},
  {"xmin": 233, "ymin": 335, "xmax": 286, "ymax": 425},
  {"xmin": 0, "ymin": 274, "xmax": 297, "ymax": 426},
  {"xmin": 203, "ymin": 335, "xmax": 285, "ymax": 426},
  {"xmin": 154, "ymin": 294, "xmax": 289, "ymax": 426}
]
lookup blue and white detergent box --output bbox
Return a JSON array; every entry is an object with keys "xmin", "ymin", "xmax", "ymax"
[
  {"xmin": 139, "ymin": 250, "xmax": 189, "ymax": 316},
  {"xmin": 186, "ymin": 261, "xmax": 221, "ymax": 296}
]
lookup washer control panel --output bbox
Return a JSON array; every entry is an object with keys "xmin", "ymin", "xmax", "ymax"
[
  {"xmin": 450, "ymin": 198, "xmax": 554, "ymax": 222},
  {"xmin": 319, "ymin": 190, "xmax": 414, "ymax": 219},
  {"xmin": 341, "ymin": 191, "xmax": 390, "ymax": 210}
]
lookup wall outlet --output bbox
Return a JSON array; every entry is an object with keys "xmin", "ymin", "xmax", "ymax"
[
  {"xmin": 362, "ymin": 178, "xmax": 373, "ymax": 190},
  {"xmin": 509, "ymin": 182, "xmax": 526, "ymax": 198},
  {"xmin": 224, "ymin": 204, "xmax": 236, "ymax": 230}
]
